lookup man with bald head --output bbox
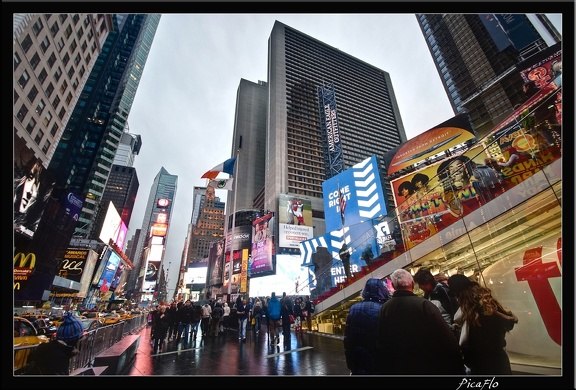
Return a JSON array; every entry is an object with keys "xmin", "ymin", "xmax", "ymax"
[{"xmin": 376, "ymin": 269, "xmax": 465, "ymax": 375}]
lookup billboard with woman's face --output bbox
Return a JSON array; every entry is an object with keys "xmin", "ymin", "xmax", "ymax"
[{"xmin": 13, "ymin": 156, "xmax": 55, "ymax": 238}]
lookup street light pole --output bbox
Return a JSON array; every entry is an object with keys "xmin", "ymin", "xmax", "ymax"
[{"xmin": 226, "ymin": 150, "xmax": 240, "ymax": 302}]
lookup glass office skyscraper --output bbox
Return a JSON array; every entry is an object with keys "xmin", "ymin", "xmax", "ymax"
[
  {"xmin": 48, "ymin": 14, "xmax": 160, "ymax": 238},
  {"xmin": 416, "ymin": 14, "xmax": 561, "ymax": 138}
]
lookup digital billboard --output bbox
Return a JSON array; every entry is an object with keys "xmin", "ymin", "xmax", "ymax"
[
  {"xmin": 250, "ymin": 213, "xmax": 276, "ymax": 277},
  {"xmin": 322, "ymin": 155, "xmax": 387, "ymax": 233},
  {"xmin": 13, "ymin": 156, "xmax": 55, "ymax": 238},
  {"xmin": 383, "ymin": 114, "xmax": 476, "ymax": 176},
  {"xmin": 99, "ymin": 202, "xmax": 122, "ymax": 245}
]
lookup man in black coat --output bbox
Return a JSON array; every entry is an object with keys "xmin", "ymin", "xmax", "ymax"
[{"xmin": 376, "ymin": 269, "xmax": 465, "ymax": 375}]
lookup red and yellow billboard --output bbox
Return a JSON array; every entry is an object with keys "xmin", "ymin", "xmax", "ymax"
[{"xmin": 384, "ymin": 114, "xmax": 476, "ymax": 176}]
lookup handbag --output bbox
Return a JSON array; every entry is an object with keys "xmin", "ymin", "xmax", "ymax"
[
  {"xmin": 251, "ymin": 317, "xmax": 256, "ymax": 326},
  {"xmin": 288, "ymin": 314, "xmax": 295, "ymax": 324}
]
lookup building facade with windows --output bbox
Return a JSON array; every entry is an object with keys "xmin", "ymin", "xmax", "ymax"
[
  {"xmin": 416, "ymin": 13, "xmax": 561, "ymax": 138},
  {"xmin": 47, "ymin": 14, "xmax": 160, "ymax": 238},
  {"xmin": 256, "ymin": 21, "xmax": 408, "ymax": 240},
  {"xmin": 14, "ymin": 14, "xmax": 113, "ymax": 168}
]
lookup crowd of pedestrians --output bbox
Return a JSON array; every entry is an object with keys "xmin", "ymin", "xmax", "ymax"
[
  {"xmin": 344, "ymin": 268, "xmax": 518, "ymax": 376},
  {"xmin": 143, "ymin": 292, "xmax": 316, "ymax": 354},
  {"xmin": 146, "ymin": 269, "xmax": 517, "ymax": 376}
]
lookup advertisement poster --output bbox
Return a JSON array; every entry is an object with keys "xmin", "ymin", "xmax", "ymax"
[
  {"xmin": 322, "ymin": 155, "xmax": 387, "ymax": 233},
  {"xmin": 13, "ymin": 155, "xmax": 56, "ymax": 238},
  {"xmin": 278, "ymin": 194, "xmax": 314, "ymax": 250},
  {"xmin": 250, "ymin": 213, "xmax": 275, "ymax": 277},
  {"xmin": 207, "ymin": 239, "xmax": 225, "ymax": 286}
]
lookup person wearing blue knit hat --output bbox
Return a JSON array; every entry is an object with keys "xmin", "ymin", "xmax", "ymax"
[{"xmin": 26, "ymin": 312, "xmax": 84, "ymax": 375}]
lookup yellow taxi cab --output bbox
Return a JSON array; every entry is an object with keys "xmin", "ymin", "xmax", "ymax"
[
  {"xmin": 101, "ymin": 312, "xmax": 122, "ymax": 325},
  {"xmin": 14, "ymin": 316, "xmax": 49, "ymax": 371}
]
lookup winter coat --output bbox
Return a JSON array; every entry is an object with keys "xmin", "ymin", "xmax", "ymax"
[
  {"xmin": 152, "ymin": 309, "xmax": 170, "ymax": 340},
  {"xmin": 27, "ymin": 340, "xmax": 78, "ymax": 375},
  {"xmin": 267, "ymin": 296, "xmax": 281, "ymax": 320},
  {"xmin": 344, "ymin": 278, "xmax": 390, "ymax": 375},
  {"xmin": 376, "ymin": 290, "xmax": 465, "ymax": 375},
  {"xmin": 459, "ymin": 307, "xmax": 518, "ymax": 375}
]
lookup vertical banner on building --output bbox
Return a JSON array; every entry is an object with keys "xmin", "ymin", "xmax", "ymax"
[
  {"xmin": 240, "ymin": 248, "xmax": 249, "ymax": 293},
  {"xmin": 250, "ymin": 212, "xmax": 276, "ymax": 277},
  {"xmin": 317, "ymin": 82, "xmax": 345, "ymax": 177},
  {"xmin": 207, "ymin": 239, "xmax": 225, "ymax": 286}
]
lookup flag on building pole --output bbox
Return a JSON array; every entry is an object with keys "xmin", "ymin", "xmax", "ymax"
[
  {"xmin": 207, "ymin": 178, "xmax": 234, "ymax": 191},
  {"xmin": 338, "ymin": 181, "xmax": 346, "ymax": 226},
  {"xmin": 201, "ymin": 157, "xmax": 237, "ymax": 180}
]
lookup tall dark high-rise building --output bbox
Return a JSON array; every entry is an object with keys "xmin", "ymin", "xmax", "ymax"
[
  {"xmin": 230, "ymin": 21, "xmax": 407, "ymax": 240},
  {"xmin": 416, "ymin": 14, "xmax": 561, "ymax": 138},
  {"xmin": 88, "ymin": 164, "xmax": 139, "ymax": 244},
  {"xmin": 125, "ymin": 167, "xmax": 177, "ymax": 299},
  {"xmin": 48, "ymin": 14, "xmax": 160, "ymax": 238}
]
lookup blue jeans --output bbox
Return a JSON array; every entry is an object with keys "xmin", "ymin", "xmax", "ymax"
[
  {"xmin": 238, "ymin": 318, "xmax": 247, "ymax": 339},
  {"xmin": 178, "ymin": 322, "xmax": 190, "ymax": 344},
  {"xmin": 190, "ymin": 321, "xmax": 199, "ymax": 338}
]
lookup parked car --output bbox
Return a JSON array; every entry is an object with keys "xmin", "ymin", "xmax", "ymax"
[
  {"xmin": 31, "ymin": 318, "xmax": 58, "ymax": 339},
  {"xmin": 14, "ymin": 316, "xmax": 49, "ymax": 371}
]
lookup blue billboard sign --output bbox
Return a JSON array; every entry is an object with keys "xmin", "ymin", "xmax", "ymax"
[{"xmin": 322, "ymin": 155, "xmax": 387, "ymax": 233}]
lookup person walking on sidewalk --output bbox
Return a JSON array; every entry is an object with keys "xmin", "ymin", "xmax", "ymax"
[
  {"xmin": 176, "ymin": 300, "xmax": 193, "ymax": 346},
  {"xmin": 293, "ymin": 297, "xmax": 303, "ymax": 333},
  {"xmin": 222, "ymin": 302, "xmax": 231, "ymax": 331},
  {"xmin": 267, "ymin": 292, "xmax": 281, "ymax": 345},
  {"xmin": 166, "ymin": 302, "xmax": 179, "ymax": 341},
  {"xmin": 201, "ymin": 303, "xmax": 212, "ymax": 337},
  {"xmin": 251, "ymin": 298, "xmax": 263, "ymax": 334},
  {"xmin": 236, "ymin": 297, "xmax": 249, "ymax": 342},
  {"xmin": 152, "ymin": 305, "xmax": 170, "ymax": 354},
  {"xmin": 280, "ymin": 292, "xmax": 294, "ymax": 346},
  {"xmin": 210, "ymin": 302, "xmax": 224, "ymax": 337},
  {"xmin": 303, "ymin": 295, "xmax": 315, "ymax": 331},
  {"xmin": 191, "ymin": 303, "xmax": 202, "ymax": 341}
]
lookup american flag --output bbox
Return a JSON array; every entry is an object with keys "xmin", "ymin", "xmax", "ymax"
[{"xmin": 338, "ymin": 182, "xmax": 346, "ymax": 225}]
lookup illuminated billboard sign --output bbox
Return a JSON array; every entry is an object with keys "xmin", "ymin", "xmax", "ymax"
[
  {"xmin": 250, "ymin": 213, "xmax": 276, "ymax": 277},
  {"xmin": 14, "ymin": 156, "xmax": 55, "ymax": 238},
  {"xmin": 99, "ymin": 202, "xmax": 122, "ymax": 245},
  {"xmin": 322, "ymin": 155, "xmax": 387, "ymax": 233},
  {"xmin": 383, "ymin": 114, "xmax": 476, "ymax": 176}
]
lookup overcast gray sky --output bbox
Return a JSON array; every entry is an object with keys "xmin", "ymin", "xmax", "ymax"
[{"xmin": 126, "ymin": 13, "xmax": 563, "ymax": 296}]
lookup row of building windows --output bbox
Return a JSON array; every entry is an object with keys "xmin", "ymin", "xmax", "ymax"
[{"xmin": 14, "ymin": 14, "xmax": 102, "ymax": 160}]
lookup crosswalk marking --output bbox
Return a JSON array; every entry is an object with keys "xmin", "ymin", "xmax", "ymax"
[{"xmin": 265, "ymin": 345, "xmax": 313, "ymax": 358}]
